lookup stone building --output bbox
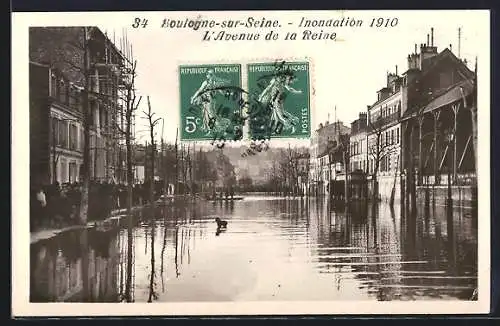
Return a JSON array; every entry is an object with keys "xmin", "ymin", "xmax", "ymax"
[
  {"xmin": 348, "ymin": 112, "xmax": 369, "ymax": 199},
  {"xmin": 366, "ymin": 70, "xmax": 403, "ymax": 201},
  {"xmin": 362, "ymin": 28, "xmax": 477, "ymax": 205},
  {"xmin": 308, "ymin": 120, "xmax": 350, "ymax": 196},
  {"xmin": 29, "ymin": 27, "xmax": 133, "ymax": 186},
  {"xmin": 399, "ymin": 34, "xmax": 477, "ymax": 206}
]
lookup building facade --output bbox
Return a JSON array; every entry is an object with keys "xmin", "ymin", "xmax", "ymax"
[
  {"xmin": 29, "ymin": 27, "xmax": 132, "ymax": 186},
  {"xmin": 366, "ymin": 72, "xmax": 403, "ymax": 201},
  {"xmin": 348, "ymin": 113, "xmax": 369, "ymax": 199},
  {"xmin": 399, "ymin": 39, "xmax": 477, "ymax": 205},
  {"xmin": 362, "ymin": 28, "xmax": 477, "ymax": 204},
  {"xmin": 309, "ymin": 121, "xmax": 350, "ymax": 196}
]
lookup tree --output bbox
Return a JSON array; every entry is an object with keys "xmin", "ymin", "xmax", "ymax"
[
  {"xmin": 237, "ymin": 169, "xmax": 253, "ymax": 192},
  {"xmin": 115, "ymin": 61, "xmax": 142, "ymax": 214},
  {"xmin": 143, "ymin": 96, "xmax": 161, "ymax": 204},
  {"xmin": 367, "ymin": 115, "xmax": 400, "ymax": 202},
  {"xmin": 78, "ymin": 27, "xmax": 92, "ymax": 225}
]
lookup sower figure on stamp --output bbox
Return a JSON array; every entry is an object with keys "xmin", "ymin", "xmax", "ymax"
[
  {"xmin": 257, "ymin": 71, "xmax": 302, "ymax": 134},
  {"xmin": 190, "ymin": 69, "xmax": 231, "ymax": 134}
]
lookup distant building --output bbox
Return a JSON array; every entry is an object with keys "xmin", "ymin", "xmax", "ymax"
[
  {"xmin": 295, "ymin": 152, "xmax": 310, "ymax": 196},
  {"xmin": 309, "ymin": 121, "xmax": 350, "ymax": 196},
  {"xmin": 349, "ymin": 112, "xmax": 369, "ymax": 199},
  {"xmin": 349, "ymin": 112, "xmax": 368, "ymax": 174}
]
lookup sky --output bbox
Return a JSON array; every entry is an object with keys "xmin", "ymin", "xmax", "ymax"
[{"xmin": 86, "ymin": 10, "xmax": 488, "ymax": 146}]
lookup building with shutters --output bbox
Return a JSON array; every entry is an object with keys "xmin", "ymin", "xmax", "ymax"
[{"xmin": 29, "ymin": 27, "xmax": 134, "ymax": 186}]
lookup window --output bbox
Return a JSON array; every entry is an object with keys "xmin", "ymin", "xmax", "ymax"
[
  {"xmin": 69, "ymin": 162, "xmax": 77, "ymax": 183},
  {"xmin": 396, "ymin": 127, "xmax": 400, "ymax": 144},
  {"xmin": 391, "ymin": 129, "xmax": 395, "ymax": 145},
  {"xmin": 51, "ymin": 117, "xmax": 59, "ymax": 146},
  {"xmin": 59, "ymin": 120, "xmax": 68, "ymax": 148},
  {"xmin": 385, "ymin": 131, "xmax": 389, "ymax": 146},
  {"xmin": 90, "ymin": 101, "xmax": 97, "ymax": 127},
  {"xmin": 69, "ymin": 88, "xmax": 81, "ymax": 111},
  {"xmin": 59, "ymin": 79, "xmax": 68, "ymax": 104},
  {"xmin": 69, "ymin": 124, "xmax": 77, "ymax": 150},
  {"xmin": 99, "ymin": 107, "xmax": 106, "ymax": 129},
  {"xmin": 80, "ymin": 128, "xmax": 84, "ymax": 151},
  {"xmin": 60, "ymin": 158, "xmax": 67, "ymax": 183},
  {"xmin": 50, "ymin": 73, "xmax": 58, "ymax": 98}
]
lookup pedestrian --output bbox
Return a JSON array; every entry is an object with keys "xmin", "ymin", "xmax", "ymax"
[{"xmin": 31, "ymin": 185, "xmax": 47, "ymax": 230}]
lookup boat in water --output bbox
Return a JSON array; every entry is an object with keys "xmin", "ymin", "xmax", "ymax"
[
  {"xmin": 156, "ymin": 194, "xmax": 175, "ymax": 206},
  {"xmin": 211, "ymin": 196, "xmax": 244, "ymax": 202}
]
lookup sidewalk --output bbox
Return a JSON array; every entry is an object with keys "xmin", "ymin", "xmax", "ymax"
[{"xmin": 30, "ymin": 206, "xmax": 142, "ymax": 245}]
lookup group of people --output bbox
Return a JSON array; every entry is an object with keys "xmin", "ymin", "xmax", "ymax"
[
  {"xmin": 30, "ymin": 180, "xmax": 157, "ymax": 232},
  {"xmin": 208, "ymin": 187, "xmax": 235, "ymax": 201}
]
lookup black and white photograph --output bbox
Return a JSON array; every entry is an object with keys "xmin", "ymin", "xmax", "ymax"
[{"xmin": 12, "ymin": 10, "xmax": 490, "ymax": 316}]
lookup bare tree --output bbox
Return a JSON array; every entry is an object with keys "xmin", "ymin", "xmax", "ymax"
[
  {"xmin": 143, "ymin": 96, "xmax": 161, "ymax": 205},
  {"xmin": 367, "ymin": 116, "xmax": 400, "ymax": 201},
  {"xmin": 78, "ymin": 27, "xmax": 92, "ymax": 225},
  {"xmin": 115, "ymin": 61, "xmax": 142, "ymax": 214}
]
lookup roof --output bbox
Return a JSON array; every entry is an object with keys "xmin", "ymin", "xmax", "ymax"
[
  {"xmin": 369, "ymin": 88, "xmax": 401, "ymax": 108},
  {"xmin": 371, "ymin": 48, "xmax": 473, "ymax": 112},
  {"xmin": 419, "ymin": 48, "xmax": 474, "ymax": 80},
  {"xmin": 421, "ymin": 79, "xmax": 474, "ymax": 114},
  {"xmin": 402, "ymin": 78, "xmax": 474, "ymax": 119}
]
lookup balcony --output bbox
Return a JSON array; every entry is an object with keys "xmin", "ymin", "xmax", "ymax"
[{"xmin": 368, "ymin": 109, "xmax": 401, "ymax": 131}]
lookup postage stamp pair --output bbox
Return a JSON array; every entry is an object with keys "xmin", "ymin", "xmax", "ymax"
[{"xmin": 179, "ymin": 61, "xmax": 311, "ymax": 142}]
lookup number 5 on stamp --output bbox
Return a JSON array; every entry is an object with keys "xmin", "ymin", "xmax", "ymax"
[
  {"xmin": 247, "ymin": 61, "xmax": 311, "ymax": 140},
  {"xmin": 179, "ymin": 64, "xmax": 243, "ymax": 141}
]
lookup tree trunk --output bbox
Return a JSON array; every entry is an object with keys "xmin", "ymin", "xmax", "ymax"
[
  {"xmin": 150, "ymin": 143, "xmax": 155, "ymax": 205},
  {"xmin": 79, "ymin": 27, "xmax": 91, "ymax": 225},
  {"xmin": 344, "ymin": 151, "xmax": 349, "ymax": 205},
  {"xmin": 126, "ymin": 122, "xmax": 133, "ymax": 214}
]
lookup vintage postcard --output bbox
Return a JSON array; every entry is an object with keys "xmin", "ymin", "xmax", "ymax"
[{"xmin": 12, "ymin": 10, "xmax": 491, "ymax": 316}]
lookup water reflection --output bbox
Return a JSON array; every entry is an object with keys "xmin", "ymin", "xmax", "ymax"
[{"xmin": 31, "ymin": 196, "xmax": 477, "ymax": 302}]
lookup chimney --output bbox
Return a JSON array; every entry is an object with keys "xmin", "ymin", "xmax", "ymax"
[
  {"xmin": 431, "ymin": 27, "xmax": 434, "ymax": 46},
  {"xmin": 414, "ymin": 43, "xmax": 417, "ymax": 54},
  {"xmin": 427, "ymin": 34, "xmax": 430, "ymax": 46},
  {"xmin": 450, "ymin": 44, "xmax": 453, "ymax": 52},
  {"xmin": 395, "ymin": 65, "xmax": 398, "ymax": 75},
  {"xmin": 458, "ymin": 27, "xmax": 462, "ymax": 59}
]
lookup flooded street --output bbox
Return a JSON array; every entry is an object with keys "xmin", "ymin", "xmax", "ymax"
[{"xmin": 30, "ymin": 195, "xmax": 477, "ymax": 302}]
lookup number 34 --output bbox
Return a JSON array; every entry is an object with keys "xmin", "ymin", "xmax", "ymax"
[{"xmin": 185, "ymin": 116, "xmax": 200, "ymax": 133}]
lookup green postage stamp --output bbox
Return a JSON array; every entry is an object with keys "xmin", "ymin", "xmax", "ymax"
[
  {"xmin": 247, "ymin": 61, "xmax": 311, "ymax": 140},
  {"xmin": 179, "ymin": 61, "xmax": 310, "ymax": 142},
  {"xmin": 179, "ymin": 64, "xmax": 243, "ymax": 141}
]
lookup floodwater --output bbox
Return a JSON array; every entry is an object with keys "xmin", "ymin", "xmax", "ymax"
[{"xmin": 30, "ymin": 195, "xmax": 477, "ymax": 302}]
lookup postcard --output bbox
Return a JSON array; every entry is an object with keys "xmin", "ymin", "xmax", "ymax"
[{"xmin": 12, "ymin": 9, "xmax": 491, "ymax": 316}]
